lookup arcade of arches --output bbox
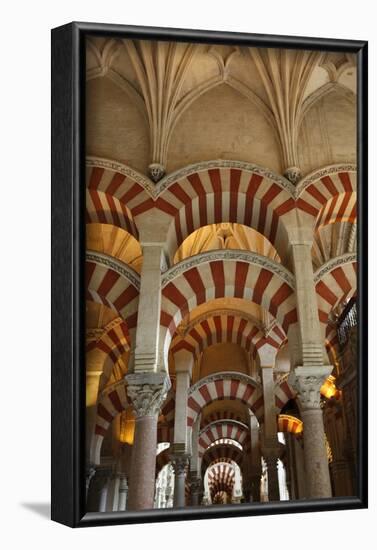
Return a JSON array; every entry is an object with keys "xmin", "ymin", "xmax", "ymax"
[{"xmin": 85, "ymin": 37, "xmax": 358, "ymax": 512}]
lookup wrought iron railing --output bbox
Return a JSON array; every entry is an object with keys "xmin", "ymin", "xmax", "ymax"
[{"xmin": 337, "ymin": 297, "xmax": 357, "ymax": 348}]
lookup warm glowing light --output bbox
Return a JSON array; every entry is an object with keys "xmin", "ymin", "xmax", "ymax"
[
  {"xmin": 320, "ymin": 375, "xmax": 340, "ymax": 400},
  {"xmin": 119, "ymin": 408, "xmax": 135, "ymax": 444},
  {"xmin": 278, "ymin": 414, "xmax": 303, "ymax": 434}
]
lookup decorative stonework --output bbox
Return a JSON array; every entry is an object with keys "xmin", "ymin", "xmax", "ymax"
[
  {"xmin": 157, "ymin": 159, "xmax": 295, "ymax": 196},
  {"xmin": 125, "ymin": 372, "xmax": 171, "ymax": 418},
  {"xmin": 148, "ymin": 163, "xmax": 165, "ymax": 182},
  {"xmin": 162, "ymin": 249, "xmax": 295, "ymax": 288},
  {"xmin": 313, "ymin": 253, "xmax": 357, "ymax": 283},
  {"xmin": 171, "ymin": 454, "xmax": 189, "ymax": 476},
  {"xmin": 320, "ymin": 52, "xmax": 355, "ymax": 82},
  {"xmin": 289, "ymin": 365, "xmax": 333, "ymax": 410},
  {"xmin": 295, "ymin": 164, "xmax": 357, "ymax": 197},
  {"xmin": 86, "ymin": 157, "xmax": 296, "ymax": 198},
  {"xmin": 177, "ymin": 308, "xmax": 266, "ymax": 337},
  {"xmin": 86, "ymin": 38, "xmax": 123, "ymax": 80},
  {"xmin": 86, "ymin": 251, "xmax": 141, "ymax": 290},
  {"xmin": 284, "ymin": 166, "xmax": 302, "ymax": 185},
  {"xmin": 199, "ymin": 419, "xmax": 249, "ymax": 436},
  {"xmin": 188, "ymin": 370, "xmax": 261, "ymax": 396},
  {"xmin": 86, "ymin": 156, "xmax": 156, "ymax": 195}
]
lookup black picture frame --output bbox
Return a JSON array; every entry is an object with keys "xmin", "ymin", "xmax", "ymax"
[{"xmin": 51, "ymin": 21, "xmax": 368, "ymax": 528}]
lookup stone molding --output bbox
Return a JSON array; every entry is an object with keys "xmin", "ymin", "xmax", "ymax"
[
  {"xmin": 289, "ymin": 365, "xmax": 333, "ymax": 410},
  {"xmin": 174, "ymin": 308, "xmax": 276, "ymax": 339},
  {"xmin": 162, "ymin": 249, "xmax": 295, "ymax": 288},
  {"xmin": 313, "ymin": 253, "xmax": 357, "ymax": 283},
  {"xmin": 188, "ymin": 370, "xmax": 261, "ymax": 396},
  {"xmin": 295, "ymin": 163, "xmax": 357, "ymax": 197},
  {"xmin": 125, "ymin": 372, "xmax": 171, "ymax": 418},
  {"xmin": 199, "ymin": 418, "xmax": 249, "ymax": 436},
  {"xmin": 86, "ymin": 250, "xmax": 141, "ymax": 290},
  {"xmin": 87, "ymin": 156, "xmax": 356, "ymax": 203}
]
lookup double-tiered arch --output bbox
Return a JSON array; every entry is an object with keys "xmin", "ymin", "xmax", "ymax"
[{"xmin": 160, "ymin": 250, "xmax": 297, "ymax": 366}]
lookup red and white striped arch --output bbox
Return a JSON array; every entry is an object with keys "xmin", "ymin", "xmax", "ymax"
[
  {"xmin": 275, "ymin": 378, "xmax": 297, "ymax": 411},
  {"xmin": 187, "ymin": 372, "xmax": 264, "ymax": 427},
  {"xmin": 201, "ymin": 410, "xmax": 245, "ymax": 429},
  {"xmin": 314, "ymin": 255, "xmax": 357, "ymax": 330},
  {"xmin": 154, "ymin": 165, "xmax": 296, "ymax": 261},
  {"xmin": 91, "ymin": 380, "xmax": 129, "ymax": 464},
  {"xmin": 86, "ymin": 253, "xmax": 140, "ymax": 336},
  {"xmin": 208, "ymin": 463, "xmax": 235, "ymax": 498},
  {"xmin": 171, "ymin": 313, "xmax": 286, "ymax": 360},
  {"xmin": 278, "ymin": 414, "xmax": 303, "ymax": 435},
  {"xmin": 296, "ymin": 167, "xmax": 356, "ymax": 229},
  {"xmin": 315, "ymin": 192, "xmax": 356, "ymax": 231},
  {"xmin": 86, "ymin": 318, "xmax": 130, "ymax": 383},
  {"xmin": 86, "ymin": 158, "xmax": 297, "ymax": 260},
  {"xmin": 198, "ymin": 420, "xmax": 249, "ymax": 457},
  {"xmin": 202, "ymin": 444, "xmax": 243, "ymax": 474},
  {"xmin": 86, "ymin": 163, "xmax": 147, "ymax": 239},
  {"xmin": 160, "ymin": 252, "xmax": 297, "ymax": 361}
]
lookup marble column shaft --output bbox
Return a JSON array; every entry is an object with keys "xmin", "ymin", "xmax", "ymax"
[
  {"xmin": 290, "ymin": 366, "xmax": 333, "ymax": 498},
  {"xmin": 172, "ymin": 455, "xmax": 188, "ymax": 507},
  {"xmin": 126, "ymin": 372, "xmax": 170, "ymax": 510}
]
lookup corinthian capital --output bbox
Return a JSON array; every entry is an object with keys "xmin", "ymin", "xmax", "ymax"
[
  {"xmin": 289, "ymin": 365, "xmax": 333, "ymax": 411},
  {"xmin": 171, "ymin": 454, "xmax": 189, "ymax": 476},
  {"xmin": 125, "ymin": 372, "xmax": 171, "ymax": 418}
]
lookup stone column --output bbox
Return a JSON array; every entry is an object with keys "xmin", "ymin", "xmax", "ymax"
[
  {"xmin": 118, "ymin": 474, "xmax": 128, "ymax": 511},
  {"xmin": 171, "ymin": 455, "xmax": 189, "ymax": 507},
  {"xmin": 105, "ymin": 470, "xmax": 120, "ymax": 511},
  {"xmin": 259, "ymin": 347, "xmax": 281, "ymax": 502},
  {"xmin": 262, "ymin": 446, "xmax": 281, "ymax": 501},
  {"xmin": 172, "ymin": 351, "xmax": 193, "ymax": 449},
  {"xmin": 249, "ymin": 413, "xmax": 262, "ymax": 502},
  {"xmin": 170, "ymin": 351, "xmax": 192, "ymax": 507},
  {"xmin": 86, "ymin": 467, "xmax": 111, "ymax": 512},
  {"xmin": 86, "ymin": 465, "xmax": 96, "ymax": 501},
  {"xmin": 293, "ymin": 436, "xmax": 307, "ymax": 498},
  {"xmin": 126, "ymin": 372, "xmax": 171, "ymax": 510},
  {"xmin": 250, "ymin": 467, "xmax": 262, "ymax": 502},
  {"xmin": 289, "ymin": 366, "xmax": 333, "ymax": 498},
  {"xmin": 189, "ymin": 414, "xmax": 201, "ymax": 506},
  {"xmin": 190, "ymin": 475, "xmax": 202, "ymax": 506},
  {"xmin": 289, "ymin": 239, "xmax": 326, "ymax": 368},
  {"xmin": 285, "ymin": 433, "xmax": 298, "ymax": 500},
  {"xmin": 132, "ymin": 243, "xmax": 165, "ymax": 373}
]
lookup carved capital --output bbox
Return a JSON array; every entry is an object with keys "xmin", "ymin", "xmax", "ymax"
[
  {"xmin": 148, "ymin": 163, "xmax": 165, "ymax": 182},
  {"xmin": 171, "ymin": 454, "xmax": 189, "ymax": 476},
  {"xmin": 125, "ymin": 372, "xmax": 171, "ymax": 418},
  {"xmin": 289, "ymin": 365, "xmax": 333, "ymax": 410},
  {"xmin": 284, "ymin": 166, "xmax": 302, "ymax": 184}
]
